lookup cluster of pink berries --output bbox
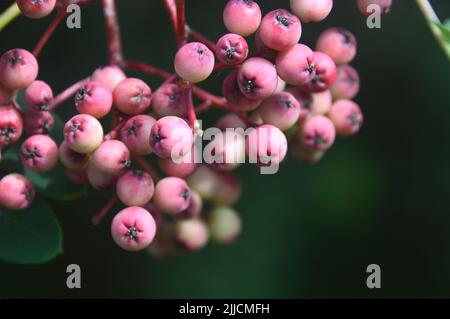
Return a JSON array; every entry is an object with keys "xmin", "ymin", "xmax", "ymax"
[{"xmin": 0, "ymin": 0, "xmax": 392, "ymax": 257}]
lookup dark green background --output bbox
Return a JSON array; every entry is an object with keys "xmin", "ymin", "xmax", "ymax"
[{"xmin": 1, "ymin": 0, "xmax": 450, "ymax": 298}]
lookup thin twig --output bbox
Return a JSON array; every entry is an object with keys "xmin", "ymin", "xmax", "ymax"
[
  {"xmin": 92, "ymin": 195, "xmax": 118, "ymax": 225},
  {"xmin": 175, "ymin": 0, "xmax": 186, "ymax": 46},
  {"xmin": 102, "ymin": 0, "xmax": 124, "ymax": 65},
  {"xmin": 48, "ymin": 78, "xmax": 88, "ymax": 111},
  {"xmin": 33, "ymin": 11, "xmax": 67, "ymax": 58},
  {"xmin": 163, "ymin": 0, "xmax": 178, "ymax": 36}
]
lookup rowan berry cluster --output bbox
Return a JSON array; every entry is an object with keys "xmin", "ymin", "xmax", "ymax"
[{"xmin": 0, "ymin": 0, "xmax": 393, "ymax": 256}]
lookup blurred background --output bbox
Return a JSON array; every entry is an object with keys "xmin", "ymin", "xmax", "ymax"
[{"xmin": 0, "ymin": 0, "xmax": 450, "ymax": 298}]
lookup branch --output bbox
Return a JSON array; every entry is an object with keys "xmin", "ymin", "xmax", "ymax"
[
  {"xmin": 102, "ymin": 0, "xmax": 124, "ymax": 65},
  {"xmin": 92, "ymin": 195, "xmax": 118, "ymax": 225},
  {"xmin": 175, "ymin": 0, "xmax": 186, "ymax": 46},
  {"xmin": 0, "ymin": 2, "xmax": 20, "ymax": 31},
  {"xmin": 187, "ymin": 26, "xmax": 216, "ymax": 53},
  {"xmin": 163, "ymin": 0, "xmax": 178, "ymax": 36},
  {"xmin": 124, "ymin": 60, "xmax": 172, "ymax": 79},
  {"xmin": 180, "ymin": 82, "xmax": 197, "ymax": 128},
  {"xmin": 33, "ymin": 11, "xmax": 67, "ymax": 57},
  {"xmin": 416, "ymin": 0, "xmax": 450, "ymax": 60},
  {"xmin": 48, "ymin": 78, "xmax": 88, "ymax": 111}
]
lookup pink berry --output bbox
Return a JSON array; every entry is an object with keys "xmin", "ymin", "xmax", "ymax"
[
  {"xmin": 216, "ymin": 33, "xmax": 249, "ymax": 65},
  {"xmin": 328, "ymin": 99, "xmax": 363, "ymax": 136},
  {"xmin": 175, "ymin": 219, "xmax": 209, "ymax": 252},
  {"xmin": 309, "ymin": 90, "xmax": 333, "ymax": 115},
  {"xmin": 153, "ymin": 177, "xmax": 191, "ymax": 215},
  {"xmin": 187, "ymin": 165, "xmax": 221, "ymax": 201},
  {"xmin": 0, "ymin": 106, "xmax": 23, "ymax": 149},
  {"xmin": 149, "ymin": 116, "xmax": 193, "ymax": 160},
  {"xmin": 357, "ymin": 0, "xmax": 392, "ymax": 16},
  {"xmin": 65, "ymin": 169, "xmax": 88, "ymax": 186},
  {"xmin": 75, "ymin": 81, "xmax": 113, "ymax": 119},
  {"xmin": 0, "ymin": 49, "xmax": 38, "ymax": 90},
  {"xmin": 113, "ymin": 78, "xmax": 152, "ymax": 115},
  {"xmin": 64, "ymin": 114, "xmax": 103, "ymax": 154},
  {"xmin": 91, "ymin": 65, "xmax": 127, "ymax": 92},
  {"xmin": 305, "ymin": 51, "xmax": 337, "ymax": 92},
  {"xmin": 276, "ymin": 44, "xmax": 315, "ymax": 86},
  {"xmin": 23, "ymin": 110, "xmax": 54, "ymax": 135},
  {"xmin": 316, "ymin": 28, "xmax": 357, "ymax": 65},
  {"xmin": 223, "ymin": 0, "xmax": 261, "ymax": 37},
  {"xmin": 215, "ymin": 113, "xmax": 247, "ymax": 131},
  {"xmin": 215, "ymin": 172, "xmax": 241, "ymax": 207},
  {"xmin": 0, "ymin": 173, "xmax": 35, "ymax": 211},
  {"xmin": 58, "ymin": 140, "xmax": 89, "ymax": 170},
  {"xmin": 111, "ymin": 207, "xmax": 156, "ymax": 252},
  {"xmin": 208, "ymin": 206, "xmax": 241, "ymax": 244},
  {"xmin": 290, "ymin": 0, "xmax": 333, "ymax": 23},
  {"xmin": 259, "ymin": 9, "xmax": 302, "ymax": 52},
  {"xmin": 259, "ymin": 92, "xmax": 301, "ymax": 130},
  {"xmin": 24, "ymin": 80, "xmax": 53, "ymax": 111},
  {"xmin": 246, "ymin": 124, "xmax": 288, "ymax": 167},
  {"xmin": 291, "ymin": 142, "xmax": 325, "ymax": 164},
  {"xmin": 179, "ymin": 190, "xmax": 203, "ymax": 219},
  {"xmin": 152, "ymin": 83, "xmax": 186, "ymax": 117},
  {"xmin": 205, "ymin": 131, "xmax": 246, "ymax": 171},
  {"xmin": 16, "ymin": 0, "xmax": 56, "ymax": 19},
  {"xmin": 237, "ymin": 57, "xmax": 278, "ymax": 100},
  {"xmin": 92, "ymin": 140, "xmax": 131, "ymax": 176},
  {"xmin": 86, "ymin": 160, "xmax": 116, "ymax": 190},
  {"xmin": 174, "ymin": 42, "xmax": 214, "ymax": 83},
  {"xmin": 223, "ymin": 70, "xmax": 261, "ymax": 111},
  {"xmin": 116, "ymin": 170, "xmax": 154, "ymax": 207},
  {"xmin": 158, "ymin": 150, "xmax": 197, "ymax": 178},
  {"xmin": 0, "ymin": 84, "xmax": 12, "ymax": 104},
  {"xmin": 330, "ymin": 65, "xmax": 360, "ymax": 100},
  {"xmin": 120, "ymin": 115, "xmax": 156, "ymax": 155},
  {"xmin": 300, "ymin": 114, "xmax": 336, "ymax": 150},
  {"xmin": 20, "ymin": 134, "xmax": 58, "ymax": 173}
]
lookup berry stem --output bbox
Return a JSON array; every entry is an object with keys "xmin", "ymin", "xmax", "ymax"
[
  {"xmin": 104, "ymin": 119, "xmax": 128, "ymax": 141},
  {"xmin": 175, "ymin": 0, "xmax": 186, "ymax": 46},
  {"xmin": 195, "ymin": 99, "xmax": 212, "ymax": 113},
  {"xmin": 0, "ymin": 2, "xmax": 20, "ymax": 31},
  {"xmin": 92, "ymin": 195, "xmax": 118, "ymax": 225},
  {"xmin": 133, "ymin": 155, "xmax": 161, "ymax": 182},
  {"xmin": 180, "ymin": 82, "xmax": 197, "ymax": 128},
  {"xmin": 416, "ymin": 0, "xmax": 450, "ymax": 60},
  {"xmin": 33, "ymin": 11, "xmax": 67, "ymax": 58},
  {"xmin": 163, "ymin": 0, "xmax": 178, "ymax": 36},
  {"xmin": 124, "ymin": 60, "xmax": 172, "ymax": 79},
  {"xmin": 187, "ymin": 26, "xmax": 216, "ymax": 53},
  {"xmin": 102, "ymin": 0, "xmax": 124, "ymax": 66},
  {"xmin": 48, "ymin": 78, "xmax": 88, "ymax": 111},
  {"xmin": 192, "ymin": 86, "xmax": 227, "ymax": 108}
]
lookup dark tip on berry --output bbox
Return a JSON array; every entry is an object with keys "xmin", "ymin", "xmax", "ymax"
[
  {"xmin": 24, "ymin": 189, "xmax": 33, "ymax": 202},
  {"xmin": 153, "ymin": 130, "xmax": 164, "ymax": 143},
  {"xmin": 75, "ymin": 86, "xmax": 89, "ymax": 103},
  {"xmin": 181, "ymin": 188, "xmax": 190, "ymax": 201},
  {"xmin": 245, "ymin": 79, "xmax": 256, "ymax": 93},
  {"xmin": 39, "ymin": 103, "xmax": 49, "ymax": 111},
  {"xmin": 282, "ymin": 99, "xmax": 293, "ymax": 108},
  {"xmin": 1, "ymin": 126, "xmax": 15, "ymax": 139},
  {"xmin": 126, "ymin": 225, "xmax": 140, "ymax": 241},
  {"xmin": 275, "ymin": 12, "xmax": 291, "ymax": 28},
  {"xmin": 70, "ymin": 123, "xmax": 80, "ymax": 132},
  {"xmin": 134, "ymin": 169, "xmax": 144, "ymax": 177},
  {"xmin": 339, "ymin": 29, "xmax": 355, "ymax": 46},
  {"xmin": 225, "ymin": 47, "xmax": 236, "ymax": 61},
  {"xmin": 348, "ymin": 110, "xmax": 361, "ymax": 127},
  {"xmin": 127, "ymin": 123, "xmax": 138, "ymax": 136},
  {"xmin": 197, "ymin": 48, "xmax": 204, "ymax": 55},
  {"xmin": 307, "ymin": 64, "xmax": 316, "ymax": 74},
  {"xmin": 23, "ymin": 147, "xmax": 38, "ymax": 159},
  {"xmin": 313, "ymin": 134, "xmax": 325, "ymax": 147},
  {"xmin": 122, "ymin": 159, "xmax": 132, "ymax": 169},
  {"xmin": 42, "ymin": 122, "xmax": 52, "ymax": 134}
]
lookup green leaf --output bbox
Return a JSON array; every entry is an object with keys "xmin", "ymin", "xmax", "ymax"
[
  {"xmin": 434, "ymin": 21, "xmax": 450, "ymax": 44},
  {"xmin": 0, "ymin": 198, "xmax": 62, "ymax": 264},
  {"xmin": 24, "ymin": 164, "xmax": 87, "ymax": 201}
]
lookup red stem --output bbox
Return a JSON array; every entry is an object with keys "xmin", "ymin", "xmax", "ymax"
[
  {"xmin": 48, "ymin": 78, "xmax": 88, "ymax": 111},
  {"xmin": 175, "ymin": 0, "xmax": 186, "ymax": 46},
  {"xmin": 102, "ymin": 0, "xmax": 123, "ymax": 65},
  {"xmin": 133, "ymin": 155, "xmax": 161, "ymax": 182},
  {"xmin": 33, "ymin": 11, "xmax": 67, "ymax": 58},
  {"xmin": 180, "ymin": 83, "xmax": 197, "ymax": 128},
  {"xmin": 195, "ymin": 99, "xmax": 212, "ymax": 113},
  {"xmin": 187, "ymin": 27, "xmax": 216, "ymax": 53},
  {"xmin": 104, "ymin": 118, "xmax": 128, "ymax": 141},
  {"xmin": 163, "ymin": 0, "xmax": 178, "ymax": 36},
  {"xmin": 124, "ymin": 60, "xmax": 172, "ymax": 79},
  {"xmin": 92, "ymin": 195, "xmax": 118, "ymax": 225}
]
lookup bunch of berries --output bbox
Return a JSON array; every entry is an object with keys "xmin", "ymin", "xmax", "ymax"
[{"xmin": 0, "ymin": 0, "xmax": 392, "ymax": 257}]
